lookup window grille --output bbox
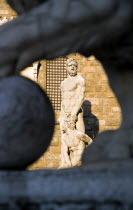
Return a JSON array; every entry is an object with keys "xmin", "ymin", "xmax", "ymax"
[{"xmin": 46, "ymin": 57, "xmax": 67, "ymax": 110}]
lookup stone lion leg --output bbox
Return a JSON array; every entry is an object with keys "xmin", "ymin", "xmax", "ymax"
[{"xmin": 82, "ymin": 64, "xmax": 133, "ymax": 164}]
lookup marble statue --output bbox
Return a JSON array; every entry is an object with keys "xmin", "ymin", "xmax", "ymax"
[
  {"xmin": 0, "ymin": 17, "xmax": 8, "ymax": 26},
  {"xmin": 0, "ymin": 16, "xmax": 15, "ymax": 26},
  {"xmin": 59, "ymin": 59, "xmax": 92, "ymax": 168}
]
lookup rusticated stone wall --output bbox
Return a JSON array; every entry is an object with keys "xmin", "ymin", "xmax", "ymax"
[
  {"xmin": 30, "ymin": 54, "xmax": 121, "ymax": 169},
  {"xmin": 0, "ymin": 0, "xmax": 16, "ymax": 16},
  {"xmin": 0, "ymin": 0, "xmax": 121, "ymax": 169},
  {"xmin": 72, "ymin": 54, "xmax": 121, "ymax": 132}
]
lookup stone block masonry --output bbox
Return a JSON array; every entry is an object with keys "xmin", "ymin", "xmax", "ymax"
[
  {"xmin": 30, "ymin": 54, "xmax": 121, "ymax": 169},
  {"xmin": 0, "ymin": 0, "xmax": 16, "ymax": 17}
]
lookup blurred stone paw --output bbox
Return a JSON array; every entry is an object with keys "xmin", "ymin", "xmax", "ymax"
[{"xmin": 0, "ymin": 75, "xmax": 55, "ymax": 169}]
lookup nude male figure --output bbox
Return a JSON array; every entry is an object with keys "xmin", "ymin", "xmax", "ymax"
[
  {"xmin": 60, "ymin": 58, "xmax": 85, "ymax": 132},
  {"xmin": 59, "ymin": 58, "xmax": 92, "ymax": 168}
]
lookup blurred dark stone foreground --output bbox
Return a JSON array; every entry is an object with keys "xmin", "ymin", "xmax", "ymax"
[
  {"xmin": 0, "ymin": 75, "xmax": 54, "ymax": 169},
  {"xmin": 0, "ymin": 161, "xmax": 133, "ymax": 209}
]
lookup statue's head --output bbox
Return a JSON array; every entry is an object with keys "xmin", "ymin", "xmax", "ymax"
[{"xmin": 66, "ymin": 58, "xmax": 78, "ymax": 77}]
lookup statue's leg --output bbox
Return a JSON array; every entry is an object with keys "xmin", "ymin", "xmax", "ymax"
[
  {"xmin": 72, "ymin": 142, "xmax": 85, "ymax": 166},
  {"xmin": 82, "ymin": 63, "xmax": 133, "ymax": 164},
  {"xmin": 76, "ymin": 112, "xmax": 85, "ymax": 133}
]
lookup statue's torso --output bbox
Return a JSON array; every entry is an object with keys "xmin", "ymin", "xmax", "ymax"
[{"xmin": 61, "ymin": 75, "xmax": 81, "ymax": 113}]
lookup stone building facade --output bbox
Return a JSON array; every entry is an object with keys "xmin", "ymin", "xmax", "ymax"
[{"xmin": 0, "ymin": 0, "xmax": 121, "ymax": 169}]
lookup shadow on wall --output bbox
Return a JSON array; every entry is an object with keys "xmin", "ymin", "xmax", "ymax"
[{"xmin": 82, "ymin": 100, "xmax": 99, "ymax": 140}]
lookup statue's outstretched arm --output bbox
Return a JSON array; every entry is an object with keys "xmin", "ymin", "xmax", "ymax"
[{"xmin": 0, "ymin": 0, "xmax": 131, "ymax": 75}]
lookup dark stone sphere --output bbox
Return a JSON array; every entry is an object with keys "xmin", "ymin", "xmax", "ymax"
[{"xmin": 0, "ymin": 75, "xmax": 55, "ymax": 169}]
